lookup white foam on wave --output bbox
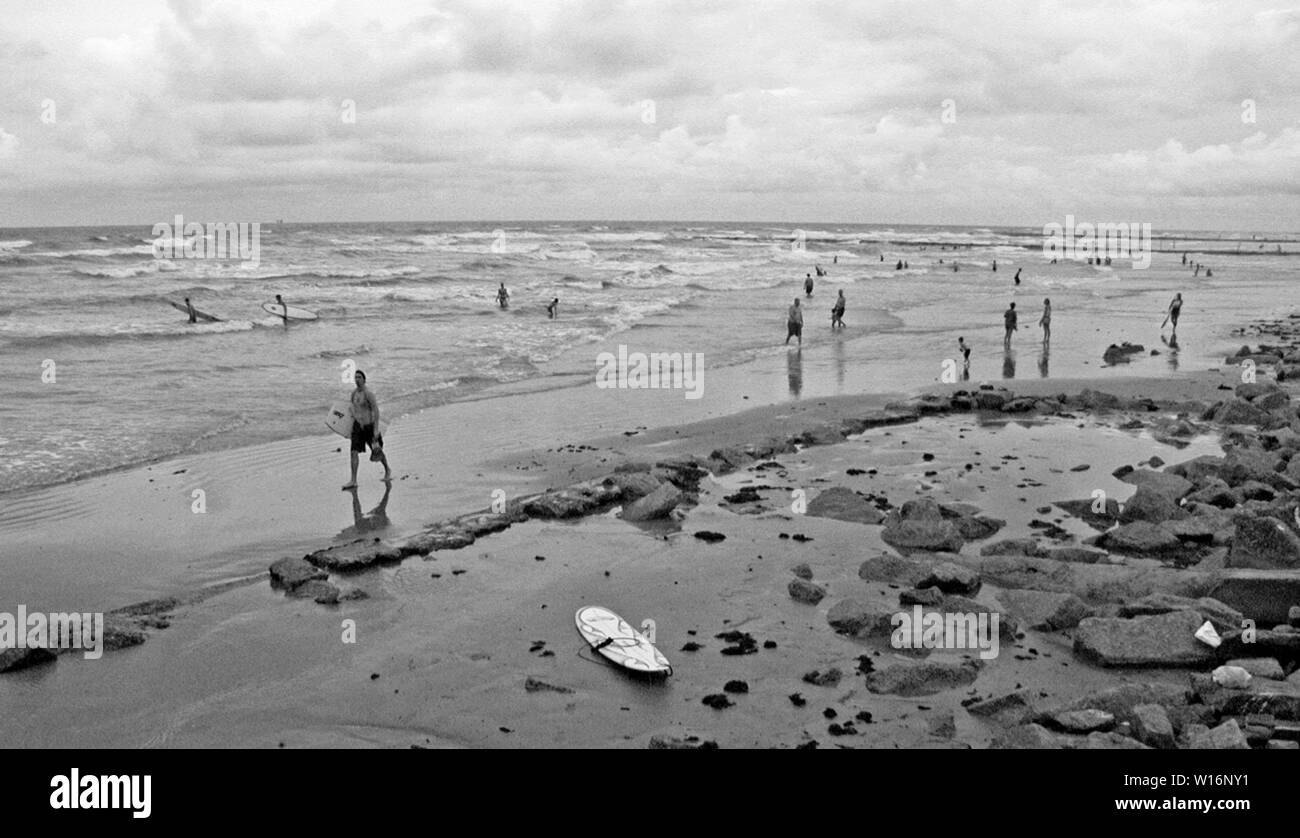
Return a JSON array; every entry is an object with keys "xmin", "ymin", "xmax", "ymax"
[{"xmin": 0, "ymin": 239, "xmax": 33, "ymax": 249}]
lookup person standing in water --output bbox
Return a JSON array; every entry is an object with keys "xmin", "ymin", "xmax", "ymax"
[
  {"xmin": 1003, "ymin": 302, "xmax": 1018, "ymax": 349},
  {"xmin": 342, "ymin": 370, "xmax": 392, "ymax": 490},
  {"xmin": 184, "ymin": 296, "xmax": 198, "ymax": 324},
  {"xmin": 1164, "ymin": 293, "xmax": 1183, "ymax": 334},
  {"xmin": 1039, "ymin": 298, "xmax": 1051, "ymax": 342},
  {"xmin": 546, "ymin": 297, "xmax": 559, "ymax": 318},
  {"xmin": 958, "ymin": 336, "xmax": 971, "ymax": 369},
  {"xmin": 831, "ymin": 289, "xmax": 846, "ymax": 329},
  {"xmin": 786, "ymin": 298, "xmax": 804, "ymax": 346},
  {"xmin": 1013, "ymin": 268, "xmax": 1021, "ymax": 285},
  {"xmin": 992, "ymin": 259, "xmax": 998, "ymax": 272},
  {"xmin": 804, "ymin": 274, "xmax": 814, "ymax": 297},
  {"xmin": 496, "ymin": 283, "xmax": 510, "ymax": 309},
  {"xmin": 274, "ymin": 294, "xmax": 289, "ymax": 324}
]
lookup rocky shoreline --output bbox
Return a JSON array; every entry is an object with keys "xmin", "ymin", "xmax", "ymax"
[{"xmin": 7, "ymin": 334, "xmax": 1300, "ymax": 750}]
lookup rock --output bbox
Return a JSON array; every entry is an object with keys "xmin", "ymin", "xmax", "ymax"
[
  {"xmin": 1226, "ymin": 514, "xmax": 1300, "ymax": 569},
  {"xmin": 1047, "ymin": 547, "xmax": 1110, "ymax": 564},
  {"xmin": 1213, "ymin": 399, "xmax": 1270, "ymax": 426},
  {"xmin": 858, "ymin": 554, "xmax": 932, "ymax": 585},
  {"xmin": 1207, "ymin": 719, "xmax": 1251, "ymax": 749},
  {"xmin": 1236, "ymin": 381, "xmax": 1282, "ymax": 401},
  {"xmin": 306, "ymin": 538, "xmax": 404, "ymax": 572},
  {"xmin": 900, "ymin": 587, "xmax": 944, "ymax": 606},
  {"xmin": 1118, "ymin": 469, "xmax": 1194, "ymax": 500},
  {"xmin": 621, "ymin": 482, "xmax": 683, "ymax": 522},
  {"xmin": 288, "ymin": 579, "xmax": 341, "ymax": 604},
  {"xmin": 1131, "ymin": 703, "xmax": 1176, "ymax": 749},
  {"xmin": 802, "ymin": 668, "xmax": 842, "ymax": 687},
  {"xmin": 826, "ymin": 599, "xmax": 893, "ymax": 638},
  {"xmin": 791, "ymin": 563, "xmax": 813, "ymax": 580},
  {"xmin": 1208, "ymin": 569, "xmax": 1300, "ymax": 623},
  {"xmin": 648, "ymin": 733, "xmax": 718, "ymax": 750},
  {"xmin": 1082, "ymin": 732, "xmax": 1150, "ymax": 749},
  {"xmin": 693, "ymin": 530, "xmax": 726, "ymax": 543},
  {"xmin": 1050, "ymin": 709, "xmax": 1116, "ymax": 733},
  {"xmin": 979, "ymin": 538, "xmax": 1047, "ymax": 558},
  {"xmin": 1056, "ymin": 683, "xmax": 1191, "ymax": 726},
  {"xmin": 805, "ymin": 486, "xmax": 885, "ymax": 524},
  {"xmin": 1255, "ymin": 390, "xmax": 1291, "ymax": 412},
  {"xmin": 951, "ymin": 515, "xmax": 1006, "ymax": 540},
  {"xmin": 1073, "ymin": 610, "xmax": 1219, "ymax": 667},
  {"xmin": 1054, "ymin": 497, "xmax": 1121, "ymax": 530},
  {"xmin": 1073, "ymin": 389, "xmax": 1123, "ymax": 410},
  {"xmin": 0, "ymin": 647, "xmax": 57, "ymax": 673},
  {"xmin": 991, "ymin": 723, "xmax": 1067, "ymax": 749},
  {"xmin": 524, "ymin": 487, "xmax": 610, "ymax": 519},
  {"xmin": 1226, "ymin": 658, "xmax": 1284, "ymax": 680},
  {"xmin": 865, "ymin": 660, "xmax": 982, "ymax": 697},
  {"xmin": 899, "ymin": 497, "xmax": 944, "ymax": 521},
  {"xmin": 525, "ymin": 677, "xmax": 574, "ymax": 694},
  {"xmin": 1102, "ymin": 343, "xmax": 1143, "ymax": 365},
  {"xmin": 917, "ymin": 562, "xmax": 982, "ymax": 596},
  {"xmin": 1118, "ymin": 486, "xmax": 1189, "ymax": 524},
  {"xmin": 269, "ymin": 556, "xmax": 327, "ymax": 590},
  {"xmin": 997, "ymin": 589, "xmax": 1093, "ymax": 631},
  {"xmin": 1102, "ymin": 521, "xmax": 1182, "ymax": 558},
  {"xmin": 881, "ymin": 519, "xmax": 965, "ymax": 554},
  {"xmin": 701, "ymin": 694, "xmax": 733, "ymax": 710},
  {"xmin": 964, "ymin": 690, "xmax": 1042, "ymax": 725},
  {"xmin": 1117, "ymin": 593, "xmax": 1244, "ymax": 634},
  {"xmin": 788, "ymin": 578, "xmax": 827, "ymax": 605},
  {"xmin": 975, "ymin": 391, "xmax": 1006, "ymax": 410},
  {"xmin": 1212, "ymin": 665, "xmax": 1252, "ymax": 689},
  {"xmin": 607, "ymin": 472, "xmax": 663, "ymax": 500}
]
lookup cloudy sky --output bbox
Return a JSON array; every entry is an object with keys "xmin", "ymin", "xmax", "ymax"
[{"xmin": 2, "ymin": 0, "xmax": 1298, "ymax": 229}]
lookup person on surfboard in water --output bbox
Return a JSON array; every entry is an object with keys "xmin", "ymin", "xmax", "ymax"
[
  {"xmin": 496, "ymin": 283, "xmax": 510, "ymax": 309},
  {"xmin": 342, "ymin": 370, "xmax": 392, "ymax": 489}
]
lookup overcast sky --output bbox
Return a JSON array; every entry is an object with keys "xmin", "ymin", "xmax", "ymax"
[{"xmin": 2, "ymin": 0, "xmax": 1298, "ymax": 229}]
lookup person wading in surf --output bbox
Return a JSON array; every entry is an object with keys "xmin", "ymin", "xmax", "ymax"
[{"xmin": 342, "ymin": 370, "xmax": 392, "ymax": 490}]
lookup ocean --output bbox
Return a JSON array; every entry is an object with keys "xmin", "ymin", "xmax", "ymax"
[{"xmin": 2, "ymin": 220, "xmax": 1297, "ymax": 495}]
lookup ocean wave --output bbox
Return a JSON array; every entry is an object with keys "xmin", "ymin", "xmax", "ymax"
[
  {"xmin": 0, "ymin": 239, "xmax": 32, "ymax": 249},
  {"xmin": 0, "ymin": 319, "xmax": 256, "ymax": 347}
]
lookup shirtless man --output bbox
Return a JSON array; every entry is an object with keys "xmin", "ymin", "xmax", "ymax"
[
  {"xmin": 1164, "ymin": 293, "xmax": 1183, "ymax": 334},
  {"xmin": 1003, "ymin": 302, "xmax": 1018, "ymax": 349},
  {"xmin": 274, "ymin": 294, "xmax": 289, "ymax": 324},
  {"xmin": 786, "ymin": 298, "xmax": 804, "ymax": 346},
  {"xmin": 496, "ymin": 283, "xmax": 510, "ymax": 309},
  {"xmin": 343, "ymin": 370, "xmax": 392, "ymax": 489},
  {"xmin": 184, "ymin": 297, "xmax": 197, "ymax": 324}
]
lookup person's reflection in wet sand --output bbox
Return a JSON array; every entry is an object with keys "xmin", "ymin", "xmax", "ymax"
[
  {"xmin": 833, "ymin": 336, "xmax": 846, "ymax": 388},
  {"xmin": 788, "ymin": 347, "xmax": 803, "ymax": 398},
  {"xmin": 1038, "ymin": 345, "xmax": 1050, "ymax": 378},
  {"xmin": 1162, "ymin": 333, "xmax": 1180, "ymax": 371},
  {"xmin": 339, "ymin": 482, "xmax": 392, "ymax": 539},
  {"xmin": 1002, "ymin": 349, "xmax": 1016, "ymax": 379}
]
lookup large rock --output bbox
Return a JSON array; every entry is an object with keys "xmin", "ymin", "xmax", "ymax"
[
  {"xmin": 1047, "ymin": 547, "xmax": 1111, "ymax": 564},
  {"xmin": 881, "ymin": 519, "xmax": 965, "ymax": 554},
  {"xmin": 269, "ymin": 556, "xmax": 327, "ymax": 589},
  {"xmin": 1226, "ymin": 514, "xmax": 1300, "ymax": 569},
  {"xmin": 805, "ymin": 487, "xmax": 884, "ymax": 524},
  {"xmin": 607, "ymin": 472, "xmax": 663, "ymax": 500},
  {"xmin": 1207, "ymin": 569, "xmax": 1300, "ymax": 623},
  {"xmin": 1054, "ymin": 498, "xmax": 1121, "ymax": 531},
  {"xmin": 917, "ymin": 562, "xmax": 982, "ymax": 596},
  {"xmin": 1118, "ymin": 485, "xmax": 1189, "ymax": 524},
  {"xmin": 858, "ymin": 554, "xmax": 932, "ymax": 585},
  {"xmin": 1073, "ymin": 610, "xmax": 1219, "ymax": 667},
  {"xmin": 997, "ymin": 589, "xmax": 1093, "ymax": 631},
  {"xmin": 826, "ymin": 599, "xmax": 893, "ymax": 638},
  {"xmin": 1116, "ymin": 593, "xmax": 1244, "ymax": 634},
  {"xmin": 1102, "ymin": 521, "xmax": 1182, "ymax": 558},
  {"xmin": 306, "ymin": 538, "xmax": 403, "ymax": 572},
  {"xmin": 899, "ymin": 498, "xmax": 944, "ymax": 521},
  {"xmin": 1131, "ymin": 703, "xmax": 1176, "ymax": 749},
  {"xmin": 1213, "ymin": 399, "xmax": 1270, "ymax": 426},
  {"xmin": 621, "ymin": 482, "xmax": 683, "ymax": 522},
  {"xmin": 1166, "ymin": 455, "xmax": 1226, "ymax": 485},
  {"xmin": 979, "ymin": 538, "xmax": 1048, "ymax": 558},
  {"xmin": 865, "ymin": 660, "xmax": 981, "ymax": 696},
  {"xmin": 787, "ymin": 578, "xmax": 827, "ymax": 605},
  {"xmin": 0, "ymin": 647, "xmax": 57, "ymax": 673},
  {"xmin": 1119, "ymin": 470, "xmax": 1194, "ymax": 500}
]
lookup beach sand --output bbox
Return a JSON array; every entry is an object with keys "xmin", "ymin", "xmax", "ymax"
[{"xmin": 7, "ymin": 347, "xmax": 1299, "ymax": 748}]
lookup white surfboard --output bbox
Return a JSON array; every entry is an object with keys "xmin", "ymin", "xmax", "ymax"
[
  {"xmin": 263, "ymin": 302, "xmax": 319, "ymax": 321},
  {"xmin": 166, "ymin": 299, "xmax": 222, "ymax": 322},
  {"xmin": 575, "ymin": 605, "xmax": 671, "ymax": 676},
  {"xmin": 326, "ymin": 400, "xmax": 389, "ymax": 437}
]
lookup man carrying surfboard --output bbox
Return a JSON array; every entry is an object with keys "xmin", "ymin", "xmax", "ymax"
[
  {"xmin": 184, "ymin": 297, "xmax": 197, "ymax": 324},
  {"xmin": 274, "ymin": 294, "xmax": 289, "ymax": 324},
  {"xmin": 343, "ymin": 370, "xmax": 392, "ymax": 489}
]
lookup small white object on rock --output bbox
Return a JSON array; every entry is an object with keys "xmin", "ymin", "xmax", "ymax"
[
  {"xmin": 1194, "ymin": 620, "xmax": 1221, "ymax": 648},
  {"xmin": 1211, "ymin": 665, "xmax": 1252, "ymax": 689}
]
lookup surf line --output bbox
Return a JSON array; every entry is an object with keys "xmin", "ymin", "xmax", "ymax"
[{"xmin": 595, "ymin": 344, "xmax": 704, "ymax": 400}]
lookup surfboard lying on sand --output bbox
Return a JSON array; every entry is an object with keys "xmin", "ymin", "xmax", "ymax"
[
  {"xmin": 575, "ymin": 605, "xmax": 671, "ymax": 676},
  {"xmin": 325, "ymin": 400, "xmax": 388, "ymax": 437},
  {"xmin": 263, "ymin": 302, "xmax": 319, "ymax": 321},
  {"xmin": 166, "ymin": 299, "xmax": 222, "ymax": 322}
]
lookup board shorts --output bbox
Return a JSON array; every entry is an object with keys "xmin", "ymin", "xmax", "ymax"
[
  {"xmin": 788, "ymin": 322, "xmax": 803, "ymax": 338},
  {"xmin": 351, "ymin": 421, "xmax": 383, "ymax": 456}
]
